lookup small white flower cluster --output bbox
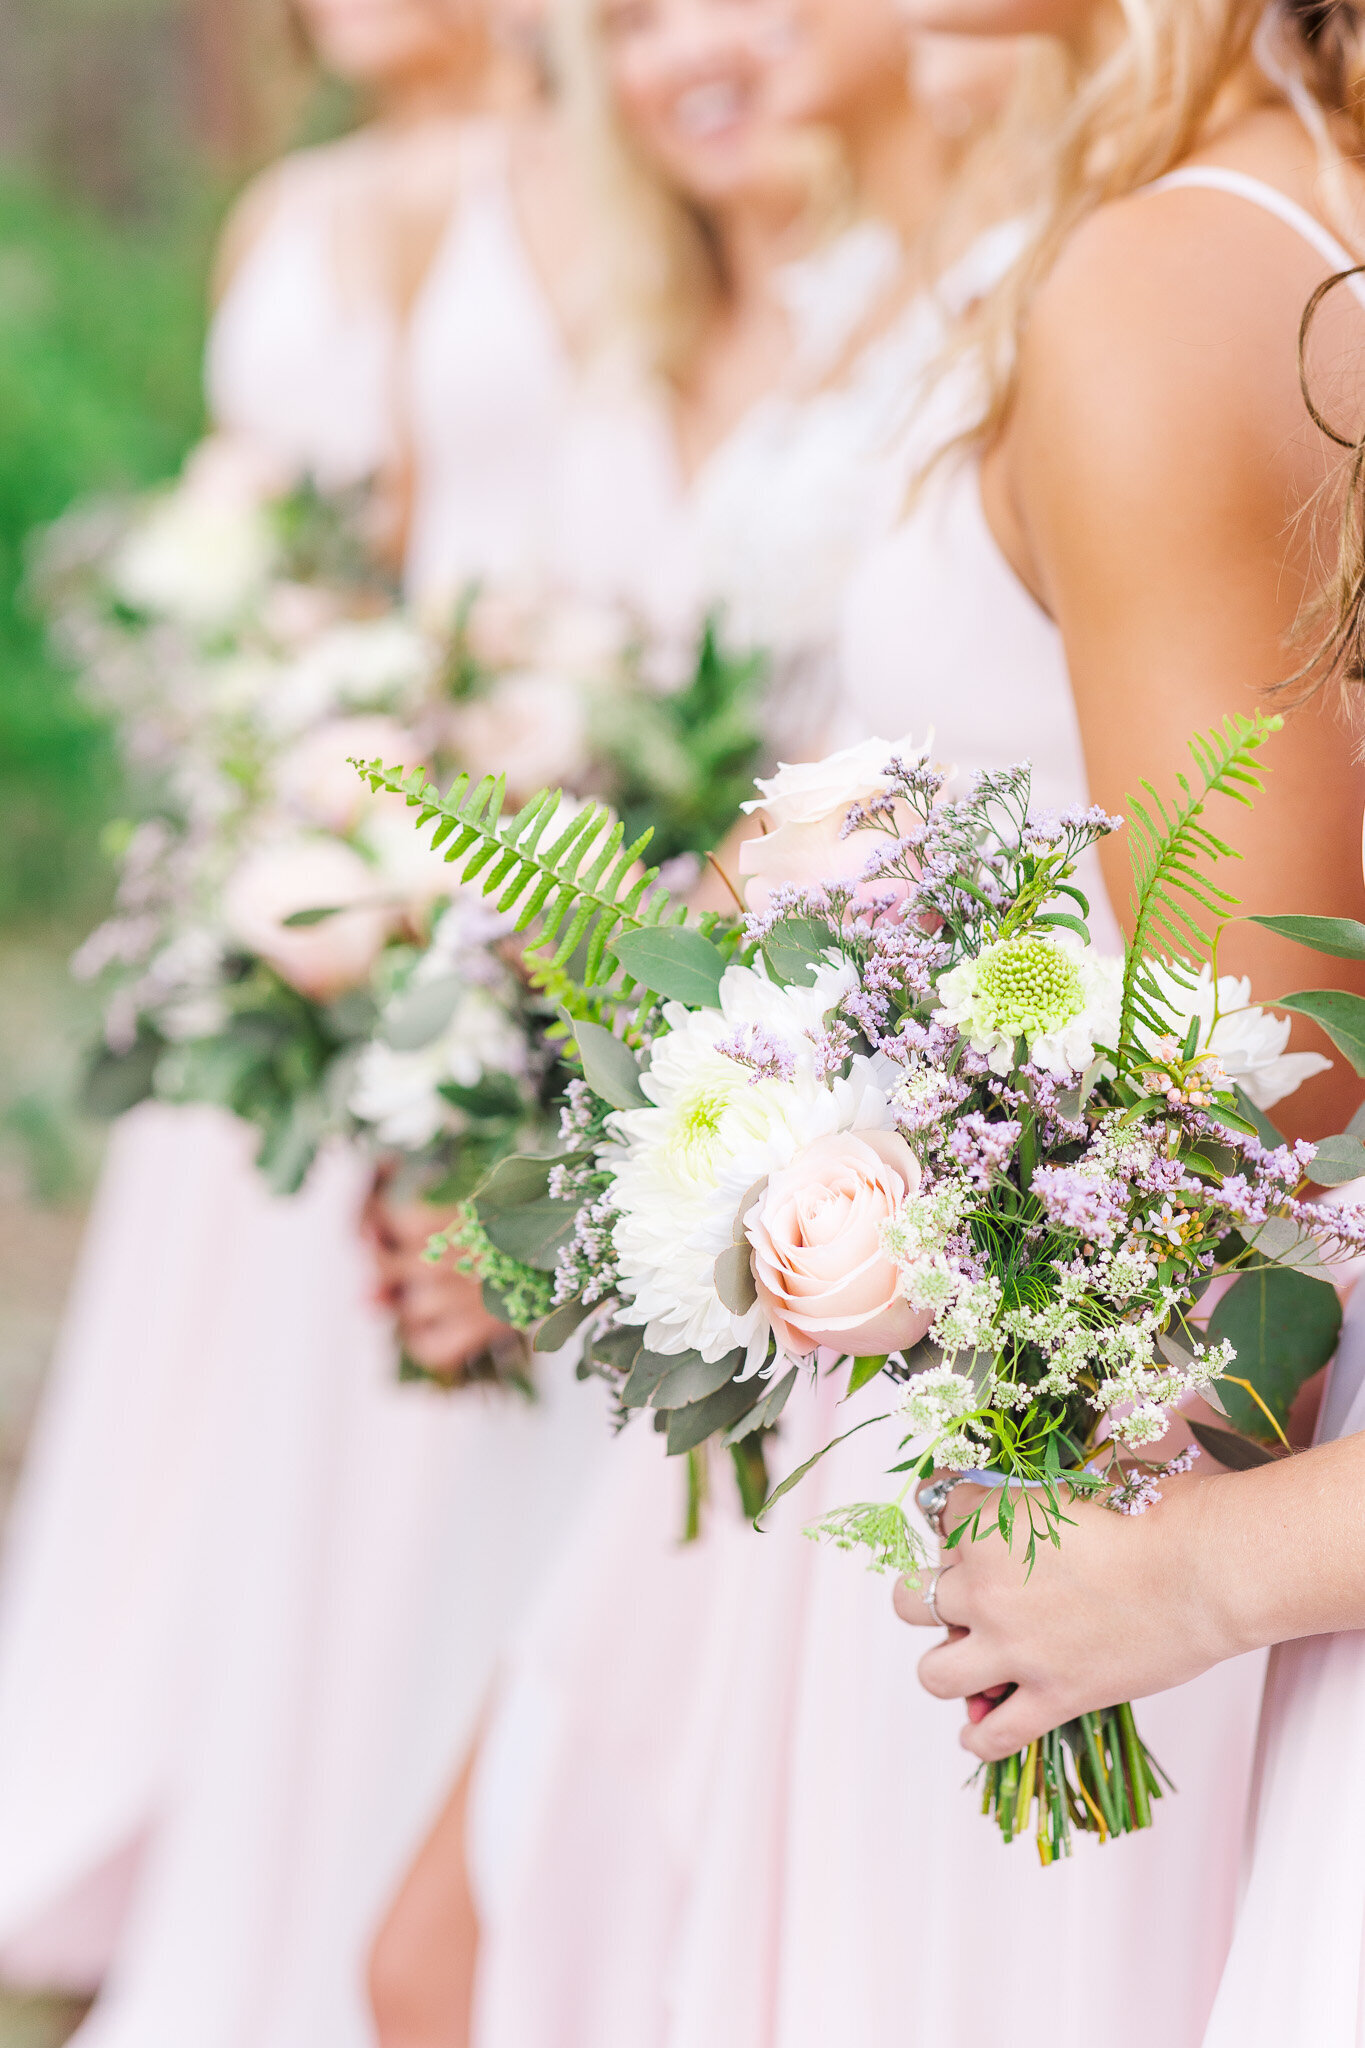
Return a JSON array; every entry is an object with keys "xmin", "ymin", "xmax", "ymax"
[{"xmin": 898, "ymin": 1362, "xmax": 990, "ymax": 1471}]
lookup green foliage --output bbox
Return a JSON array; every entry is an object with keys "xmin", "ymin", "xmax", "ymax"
[
  {"xmin": 592, "ymin": 618, "xmax": 767, "ymax": 864},
  {"xmin": 361, "ymin": 764, "xmax": 672, "ymax": 983},
  {"xmin": 1119, "ymin": 712, "xmax": 1281, "ymax": 1058},
  {"xmin": 805, "ymin": 1501, "xmax": 928, "ymax": 1579},
  {"xmin": 1275, "ymin": 990, "xmax": 1365, "ymax": 1077},
  {"xmin": 1210, "ymin": 1264, "xmax": 1343, "ymax": 1440},
  {"xmin": 0, "ymin": 173, "xmax": 214, "ymax": 925},
  {"xmin": 424, "ymin": 1202, "xmax": 557, "ymax": 1329}
]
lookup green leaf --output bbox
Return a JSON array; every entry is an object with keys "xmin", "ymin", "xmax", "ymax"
[
  {"xmin": 81, "ymin": 1035, "xmax": 162, "ymax": 1119},
  {"xmin": 724, "ymin": 1365, "xmax": 797, "ymax": 1445},
  {"xmin": 1249, "ymin": 914, "xmax": 1365, "ymax": 960},
  {"xmin": 382, "ymin": 975, "xmax": 463, "ymax": 1051},
  {"xmin": 621, "ymin": 1344, "xmax": 678, "ymax": 1408},
  {"xmin": 482, "ymin": 1201, "xmax": 578, "ymax": 1271},
  {"xmin": 610, "ymin": 925, "xmax": 728, "ymax": 1007},
  {"xmin": 534, "ymin": 1296, "xmax": 593, "ymax": 1353},
  {"xmin": 475, "ymin": 1152, "xmax": 560, "ymax": 1214},
  {"xmin": 570, "ymin": 1018, "xmax": 648, "ymax": 1112},
  {"xmin": 762, "ymin": 915, "xmax": 832, "ymax": 988},
  {"xmin": 1242, "ymin": 1215, "xmax": 1336, "ymax": 1280},
  {"xmin": 1118, "ymin": 712, "xmax": 1280, "ymax": 1057},
  {"xmin": 665, "ymin": 1371, "xmax": 764, "ymax": 1454},
  {"xmin": 1209, "ymin": 1265, "xmax": 1343, "ymax": 1440},
  {"xmin": 1309, "ymin": 1133, "xmax": 1365, "ymax": 1186},
  {"xmin": 713, "ymin": 1241, "xmax": 758, "ymax": 1314},
  {"xmin": 846, "ymin": 1354, "xmax": 887, "ymax": 1396},
  {"xmin": 1277, "ymin": 991, "xmax": 1365, "ymax": 1076},
  {"xmin": 651, "ymin": 1348, "xmax": 745, "ymax": 1410},
  {"xmin": 280, "ymin": 904, "xmax": 345, "ymax": 928},
  {"xmin": 754, "ymin": 1412, "xmax": 888, "ymax": 1527},
  {"xmin": 1187, "ymin": 1419, "xmax": 1279, "ymax": 1470}
]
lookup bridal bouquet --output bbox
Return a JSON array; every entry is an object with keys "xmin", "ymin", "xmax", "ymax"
[
  {"xmin": 358, "ymin": 709, "xmax": 1365, "ymax": 1856},
  {"xmin": 54, "ymin": 439, "xmax": 766, "ymax": 1201}
]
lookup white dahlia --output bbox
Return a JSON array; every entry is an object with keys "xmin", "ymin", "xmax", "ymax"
[
  {"xmin": 935, "ymin": 929, "xmax": 1123, "ymax": 1078},
  {"xmin": 1139, "ymin": 962, "xmax": 1331, "ymax": 1111},
  {"xmin": 606, "ymin": 958, "xmax": 897, "ymax": 1376}
]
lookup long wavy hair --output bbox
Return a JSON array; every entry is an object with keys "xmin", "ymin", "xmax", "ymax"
[{"xmin": 943, "ymin": 0, "xmax": 1365, "ymax": 455}]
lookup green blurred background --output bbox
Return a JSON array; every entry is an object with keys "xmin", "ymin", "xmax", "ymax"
[{"xmin": 0, "ymin": 7, "xmax": 343, "ymax": 2033}]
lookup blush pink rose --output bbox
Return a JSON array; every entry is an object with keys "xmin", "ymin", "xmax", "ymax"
[
  {"xmin": 222, "ymin": 836, "xmax": 393, "ymax": 1001},
  {"xmin": 745, "ymin": 1128, "xmax": 933, "ymax": 1361},
  {"xmin": 736, "ymin": 733, "xmax": 927, "ymax": 911}
]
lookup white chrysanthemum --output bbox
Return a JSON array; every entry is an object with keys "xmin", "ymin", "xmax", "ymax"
[
  {"xmin": 606, "ymin": 957, "xmax": 896, "ymax": 1375},
  {"xmin": 109, "ymin": 490, "xmax": 274, "ymax": 629},
  {"xmin": 1140, "ymin": 962, "xmax": 1331, "ymax": 1111},
  {"xmin": 263, "ymin": 618, "xmax": 438, "ymax": 736},
  {"xmin": 350, "ymin": 988, "xmax": 523, "ymax": 1149},
  {"xmin": 935, "ymin": 929, "xmax": 1123, "ymax": 1077}
]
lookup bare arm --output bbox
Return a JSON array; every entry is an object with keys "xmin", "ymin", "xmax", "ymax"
[
  {"xmin": 896, "ymin": 1430, "xmax": 1365, "ymax": 1762},
  {"xmin": 986, "ymin": 164, "xmax": 1365, "ymax": 1141}
]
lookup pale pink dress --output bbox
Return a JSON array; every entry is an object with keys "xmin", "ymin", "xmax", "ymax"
[
  {"xmin": 0, "ymin": 125, "xmax": 677, "ymax": 2047},
  {"xmin": 464, "ymin": 188, "xmax": 1305, "ymax": 2047}
]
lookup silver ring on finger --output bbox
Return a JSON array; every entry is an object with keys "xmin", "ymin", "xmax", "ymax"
[
  {"xmin": 924, "ymin": 1563, "xmax": 953, "ymax": 1628},
  {"xmin": 917, "ymin": 1475, "xmax": 963, "ymax": 1542}
]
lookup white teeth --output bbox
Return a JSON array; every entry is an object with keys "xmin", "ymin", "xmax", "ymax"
[{"xmin": 673, "ymin": 79, "xmax": 745, "ymax": 138}]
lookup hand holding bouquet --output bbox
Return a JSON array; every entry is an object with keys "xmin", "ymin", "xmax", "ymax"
[{"xmin": 359, "ymin": 709, "xmax": 1365, "ymax": 1854}]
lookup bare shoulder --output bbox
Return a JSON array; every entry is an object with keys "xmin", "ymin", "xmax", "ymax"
[
  {"xmin": 211, "ymin": 133, "xmax": 388, "ymax": 301},
  {"xmin": 1012, "ymin": 110, "xmax": 1365, "ymax": 547}
]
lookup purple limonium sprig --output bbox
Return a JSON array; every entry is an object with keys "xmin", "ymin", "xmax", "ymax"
[
  {"xmin": 945, "ymin": 1111, "xmax": 1022, "ymax": 1187},
  {"xmin": 716, "ymin": 1023, "xmax": 797, "ymax": 1086}
]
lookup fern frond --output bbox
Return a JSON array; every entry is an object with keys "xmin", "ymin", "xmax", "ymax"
[
  {"xmin": 353, "ymin": 757, "xmax": 688, "ymax": 997},
  {"xmin": 1118, "ymin": 712, "xmax": 1281, "ymax": 1058}
]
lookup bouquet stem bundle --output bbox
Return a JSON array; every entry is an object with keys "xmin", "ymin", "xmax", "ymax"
[{"xmin": 983, "ymin": 1704, "xmax": 1164, "ymax": 1861}]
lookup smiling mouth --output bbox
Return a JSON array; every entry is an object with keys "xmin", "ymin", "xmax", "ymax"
[{"xmin": 672, "ymin": 78, "xmax": 749, "ymax": 140}]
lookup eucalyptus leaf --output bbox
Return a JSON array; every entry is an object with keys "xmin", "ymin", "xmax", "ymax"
[
  {"xmin": 1349, "ymin": 1101, "xmax": 1365, "ymax": 1141},
  {"xmin": 1250, "ymin": 913, "xmax": 1365, "ymax": 960},
  {"xmin": 570, "ymin": 1017, "xmax": 648, "ymax": 1112},
  {"xmin": 280, "ymin": 904, "xmax": 345, "ymax": 927},
  {"xmin": 665, "ymin": 1372, "xmax": 763, "ymax": 1454},
  {"xmin": 725, "ymin": 1365, "xmax": 797, "ymax": 1445},
  {"xmin": 762, "ymin": 915, "xmax": 832, "ymax": 989},
  {"xmin": 1309, "ymin": 1133, "xmax": 1365, "ymax": 1186},
  {"xmin": 652, "ymin": 1348, "xmax": 744, "ymax": 1410},
  {"xmin": 621, "ymin": 1344, "xmax": 676, "ymax": 1408},
  {"xmin": 382, "ymin": 975, "xmax": 464, "ymax": 1052},
  {"xmin": 1187, "ymin": 1419, "xmax": 1279, "ymax": 1470},
  {"xmin": 534, "ymin": 1296, "xmax": 594, "ymax": 1353},
  {"xmin": 1277, "ymin": 991, "xmax": 1365, "ymax": 1077},
  {"xmin": 81, "ymin": 1036, "xmax": 162, "ymax": 1120},
  {"xmin": 476, "ymin": 1152, "xmax": 560, "ymax": 1214},
  {"xmin": 610, "ymin": 925, "xmax": 728, "ymax": 1006},
  {"xmin": 1243, "ymin": 1215, "xmax": 1335, "ymax": 1280},
  {"xmin": 714, "ymin": 1241, "xmax": 758, "ymax": 1314},
  {"xmin": 1209, "ymin": 1264, "xmax": 1342, "ymax": 1439},
  {"xmin": 482, "ymin": 1200, "xmax": 578, "ymax": 1271}
]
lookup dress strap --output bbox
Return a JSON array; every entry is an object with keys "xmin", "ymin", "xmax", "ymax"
[{"xmin": 1147, "ymin": 166, "xmax": 1365, "ymax": 306}]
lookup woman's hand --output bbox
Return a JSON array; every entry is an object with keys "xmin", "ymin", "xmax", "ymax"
[
  {"xmin": 363, "ymin": 1176, "xmax": 512, "ymax": 1378},
  {"xmin": 892, "ymin": 1476, "xmax": 1246, "ymax": 1763}
]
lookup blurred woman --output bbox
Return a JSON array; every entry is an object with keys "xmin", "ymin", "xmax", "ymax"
[
  {"xmin": 382, "ymin": 3, "xmax": 1365, "ymax": 2045},
  {"xmin": 364, "ymin": 5, "xmax": 1024, "ymax": 2044},
  {"xmin": 0, "ymin": 5, "xmax": 675, "ymax": 2046}
]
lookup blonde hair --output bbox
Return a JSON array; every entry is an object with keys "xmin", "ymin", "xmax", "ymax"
[
  {"xmin": 946, "ymin": 0, "xmax": 1365, "ymax": 455},
  {"xmin": 552, "ymin": 0, "xmax": 726, "ymax": 382}
]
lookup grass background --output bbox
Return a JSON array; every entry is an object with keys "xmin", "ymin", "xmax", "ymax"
[{"xmin": 0, "ymin": 9, "xmax": 349, "ymax": 2029}]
